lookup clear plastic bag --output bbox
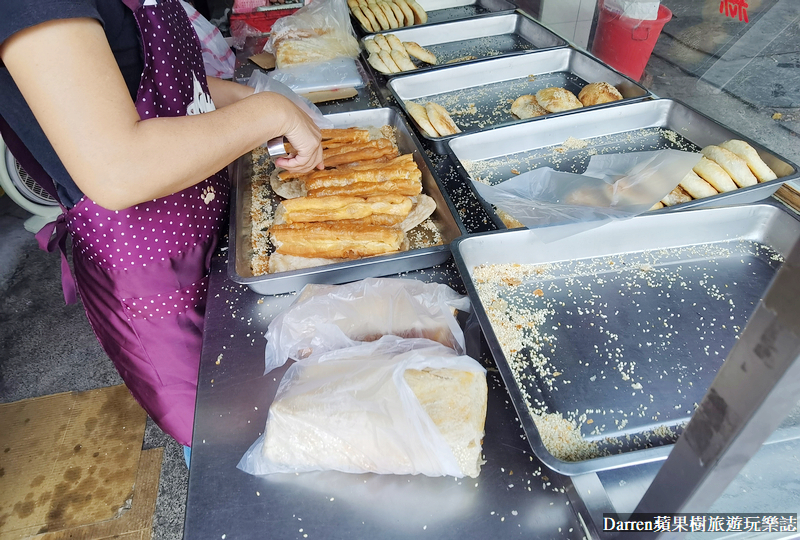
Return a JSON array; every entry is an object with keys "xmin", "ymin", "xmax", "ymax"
[
  {"xmin": 245, "ymin": 70, "xmax": 334, "ymax": 130},
  {"xmin": 263, "ymin": 278, "xmax": 472, "ymax": 373},
  {"xmin": 470, "ymin": 149, "xmax": 701, "ymax": 243},
  {"xmin": 265, "ymin": 0, "xmax": 360, "ymax": 68},
  {"xmin": 180, "ymin": 1, "xmax": 235, "ymax": 79},
  {"xmin": 237, "ymin": 336, "xmax": 487, "ymax": 477}
]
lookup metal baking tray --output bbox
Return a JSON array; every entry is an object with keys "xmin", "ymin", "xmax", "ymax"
[
  {"xmin": 387, "ymin": 47, "xmax": 651, "ymax": 153},
  {"xmin": 353, "ymin": 0, "xmax": 516, "ymax": 34},
  {"xmin": 228, "ymin": 107, "xmax": 464, "ymax": 295},
  {"xmin": 360, "ymin": 12, "xmax": 567, "ymax": 78},
  {"xmin": 451, "ymin": 203, "xmax": 800, "ymax": 475},
  {"xmin": 449, "ymin": 98, "xmax": 800, "ymax": 229}
]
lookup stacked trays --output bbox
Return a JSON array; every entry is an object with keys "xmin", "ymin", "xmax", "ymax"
[
  {"xmin": 360, "ymin": 12, "xmax": 567, "ymax": 77},
  {"xmin": 448, "ymin": 99, "xmax": 799, "ymax": 228},
  {"xmin": 451, "ymin": 204, "xmax": 800, "ymax": 475},
  {"xmin": 387, "ymin": 48, "xmax": 651, "ymax": 152},
  {"xmin": 228, "ymin": 108, "xmax": 463, "ymax": 295}
]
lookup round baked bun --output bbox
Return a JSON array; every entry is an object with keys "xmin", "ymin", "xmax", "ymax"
[
  {"xmin": 511, "ymin": 94, "xmax": 548, "ymax": 119},
  {"xmin": 535, "ymin": 87, "xmax": 583, "ymax": 113},
  {"xmin": 578, "ymin": 82, "xmax": 623, "ymax": 106}
]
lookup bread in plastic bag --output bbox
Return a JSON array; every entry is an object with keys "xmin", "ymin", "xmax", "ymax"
[
  {"xmin": 237, "ymin": 336, "xmax": 488, "ymax": 478},
  {"xmin": 263, "ymin": 277, "xmax": 472, "ymax": 373},
  {"xmin": 265, "ymin": 0, "xmax": 360, "ymax": 69},
  {"xmin": 470, "ymin": 149, "xmax": 702, "ymax": 243}
]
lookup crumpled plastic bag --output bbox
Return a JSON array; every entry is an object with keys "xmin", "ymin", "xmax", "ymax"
[
  {"xmin": 237, "ymin": 336, "xmax": 487, "ymax": 477},
  {"xmin": 265, "ymin": 0, "xmax": 360, "ymax": 68},
  {"xmin": 180, "ymin": 1, "xmax": 235, "ymax": 79},
  {"xmin": 263, "ymin": 278, "xmax": 472, "ymax": 374},
  {"xmin": 245, "ymin": 70, "xmax": 334, "ymax": 130},
  {"xmin": 470, "ymin": 149, "xmax": 701, "ymax": 243}
]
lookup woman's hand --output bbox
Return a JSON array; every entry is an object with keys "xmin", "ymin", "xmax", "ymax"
[{"xmin": 273, "ymin": 104, "xmax": 324, "ymax": 173}]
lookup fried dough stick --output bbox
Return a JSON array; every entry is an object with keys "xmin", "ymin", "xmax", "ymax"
[{"xmin": 270, "ymin": 222, "xmax": 406, "ymax": 259}]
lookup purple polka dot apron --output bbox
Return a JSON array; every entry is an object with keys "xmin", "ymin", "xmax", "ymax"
[{"xmin": 36, "ymin": 0, "xmax": 229, "ymax": 446}]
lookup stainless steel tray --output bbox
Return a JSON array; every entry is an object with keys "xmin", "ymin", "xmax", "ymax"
[
  {"xmin": 451, "ymin": 203, "xmax": 800, "ymax": 475},
  {"xmin": 353, "ymin": 0, "xmax": 516, "ymax": 34},
  {"xmin": 387, "ymin": 47, "xmax": 651, "ymax": 152},
  {"xmin": 360, "ymin": 12, "xmax": 567, "ymax": 77},
  {"xmin": 228, "ymin": 107, "xmax": 464, "ymax": 295},
  {"xmin": 449, "ymin": 98, "xmax": 800, "ymax": 229}
]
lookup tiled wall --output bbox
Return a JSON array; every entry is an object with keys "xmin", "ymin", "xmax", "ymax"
[{"xmin": 538, "ymin": 0, "xmax": 598, "ymax": 48}]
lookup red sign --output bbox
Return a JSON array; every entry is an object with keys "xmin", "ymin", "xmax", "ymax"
[{"xmin": 720, "ymin": 0, "xmax": 749, "ymax": 22}]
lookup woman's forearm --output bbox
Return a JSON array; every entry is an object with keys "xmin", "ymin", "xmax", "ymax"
[{"xmin": 1, "ymin": 18, "xmax": 321, "ymax": 210}]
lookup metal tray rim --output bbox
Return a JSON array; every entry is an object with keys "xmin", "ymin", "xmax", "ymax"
[{"xmin": 451, "ymin": 202, "xmax": 800, "ymax": 475}]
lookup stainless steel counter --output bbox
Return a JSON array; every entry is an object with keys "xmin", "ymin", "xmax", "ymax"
[{"xmin": 184, "ymin": 255, "xmax": 588, "ymax": 539}]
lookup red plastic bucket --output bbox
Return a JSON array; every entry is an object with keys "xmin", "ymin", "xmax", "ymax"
[{"xmin": 590, "ymin": 1, "xmax": 673, "ymax": 81}]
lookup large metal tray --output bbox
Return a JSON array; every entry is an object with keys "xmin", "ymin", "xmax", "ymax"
[
  {"xmin": 451, "ymin": 203, "xmax": 800, "ymax": 475},
  {"xmin": 353, "ymin": 0, "xmax": 516, "ymax": 34},
  {"xmin": 449, "ymin": 98, "xmax": 800, "ymax": 229},
  {"xmin": 228, "ymin": 107, "xmax": 464, "ymax": 295},
  {"xmin": 387, "ymin": 47, "xmax": 651, "ymax": 152},
  {"xmin": 360, "ymin": 12, "xmax": 567, "ymax": 78}
]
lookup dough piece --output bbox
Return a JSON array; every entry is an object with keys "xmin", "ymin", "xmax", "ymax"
[
  {"xmin": 386, "ymin": 33, "xmax": 405, "ymax": 52},
  {"xmin": 366, "ymin": 3, "xmax": 391, "ymax": 30},
  {"xmin": 693, "ymin": 157, "xmax": 738, "ymax": 193},
  {"xmin": 719, "ymin": 139, "xmax": 778, "ymax": 182},
  {"xmin": 425, "ymin": 102, "xmax": 461, "ymax": 136},
  {"xmin": 393, "ymin": 0, "xmax": 415, "ymax": 27},
  {"xmin": 578, "ymin": 81, "xmax": 623, "ymax": 106},
  {"xmin": 358, "ymin": 2, "xmax": 381, "ymax": 31},
  {"xmin": 701, "ymin": 145, "xmax": 758, "ymax": 188},
  {"xmin": 270, "ymin": 222, "xmax": 407, "ymax": 259},
  {"xmin": 679, "ymin": 170, "xmax": 719, "ymax": 199},
  {"xmin": 378, "ymin": 50, "xmax": 402, "ymax": 73},
  {"xmin": 386, "ymin": 1, "xmax": 406, "ymax": 26},
  {"xmin": 351, "ymin": 5, "xmax": 374, "ymax": 32},
  {"xmin": 405, "ymin": 100, "xmax": 440, "ymax": 138},
  {"xmin": 510, "ymin": 94, "xmax": 548, "ymax": 119},
  {"xmin": 377, "ymin": 1, "xmax": 399, "ymax": 28},
  {"xmin": 398, "ymin": 194, "xmax": 437, "ymax": 232},
  {"xmin": 367, "ymin": 52, "xmax": 393, "ymax": 74},
  {"xmin": 660, "ymin": 185, "xmax": 693, "ymax": 207},
  {"xmin": 391, "ymin": 49, "xmax": 418, "ymax": 71},
  {"xmin": 649, "ymin": 201, "xmax": 665, "ymax": 211},
  {"xmin": 405, "ymin": 0, "xmax": 428, "ymax": 24},
  {"xmin": 373, "ymin": 33, "xmax": 392, "ymax": 52},
  {"xmin": 535, "ymin": 87, "xmax": 583, "ymax": 113},
  {"xmin": 403, "ymin": 41, "xmax": 437, "ymax": 65},
  {"xmin": 364, "ymin": 38, "xmax": 382, "ymax": 55}
]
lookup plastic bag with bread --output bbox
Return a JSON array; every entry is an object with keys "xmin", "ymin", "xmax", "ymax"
[
  {"xmin": 263, "ymin": 277, "xmax": 472, "ymax": 372},
  {"xmin": 239, "ymin": 335, "xmax": 487, "ymax": 478}
]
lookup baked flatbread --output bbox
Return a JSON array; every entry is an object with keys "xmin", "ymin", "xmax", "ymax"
[
  {"xmin": 660, "ymin": 185, "xmax": 693, "ymax": 207},
  {"xmin": 403, "ymin": 41, "xmax": 437, "ymax": 64},
  {"xmin": 399, "ymin": 194, "xmax": 437, "ymax": 232},
  {"xmin": 425, "ymin": 102, "xmax": 461, "ymax": 136},
  {"xmin": 578, "ymin": 82, "xmax": 623, "ymax": 106},
  {"xmin": 367, "ymin": 52, "xmax": 392, "ymax": 74},
  {"xmin": 511, "ymin": 94, "xmax": 548, "ymax": 119},
  {"xmin": 719, "ymin": 139, "xmax": 777, "ymax": 182},
  {"xmin": 405, "ymin": 100, "xmax": 440, "ymax": 138},
  {"xmin": 701, "ymin": 145, "xmax": 758, "ymax": 188},
  {"xmin": 364, "ymin": 38, "xmax": 382, "ymax": 55},
  {"xmin": 693, "ymin": 157, "xmax": 738, "ymax": 193},
  {"xmin": 679, "ymin": 170, "xmax": 718, "ymax": 199},
  {"xmin": 391, "ymin": 49, "xmax": 417, "ymax": 71},
  {"xmin": 535, "ymin": 87, "xmax": 583, "ymax": 113}
]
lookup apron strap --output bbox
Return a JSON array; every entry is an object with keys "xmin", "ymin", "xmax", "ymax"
[{"xmin": 35, "ymin": 213, "xmax": 77, "ymax": 305}]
